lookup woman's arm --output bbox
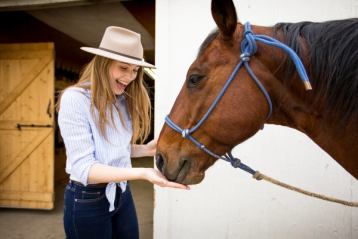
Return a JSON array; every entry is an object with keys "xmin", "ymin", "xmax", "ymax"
[
  {"xmin": 58, "ymin": 89, "xmax": 98, "ymax": 185},
  {"xmin": 88, "ymin": 163, "xmax": 189, "ymax": 190}
]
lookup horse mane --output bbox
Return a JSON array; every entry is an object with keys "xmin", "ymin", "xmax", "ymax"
[
  {"xmin": 273, "ymin": 19, "xmax": 358, "ymax": 124},
  {"xmin": 198, "ymin": 28, "xmax": 219, "ymax": 57}
]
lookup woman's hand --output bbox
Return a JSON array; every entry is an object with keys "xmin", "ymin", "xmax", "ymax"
[{"xmin": 143, "ymin": 168, "xmax": 190, "ymax": 190}]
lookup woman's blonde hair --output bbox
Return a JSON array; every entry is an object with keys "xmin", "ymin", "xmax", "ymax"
[{"xmin": 57, "ymin": 55, "xmax": 151, "ymax": 143}]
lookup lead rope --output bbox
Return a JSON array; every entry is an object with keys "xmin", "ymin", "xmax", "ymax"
[
  {"xmin": 254, "ymin": 172, "xmax": 358, "ymax": 207},
  {"xmin": 225, "ymin": 154, "xmax": 358, "ymax": 207}
]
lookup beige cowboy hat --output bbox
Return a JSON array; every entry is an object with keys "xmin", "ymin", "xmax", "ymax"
[{"xmin": 81, "ymin": 26, "xmax": 155, "ymax": 68}]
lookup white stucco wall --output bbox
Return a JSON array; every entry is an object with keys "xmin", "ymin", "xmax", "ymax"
[{"xmin": 154, "ymin": 0, "xmax": 358, "ymax": 238}]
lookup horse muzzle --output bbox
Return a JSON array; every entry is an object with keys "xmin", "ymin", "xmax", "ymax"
[{"xmin": 155, "ymin": 153, "xmax": 204, "ymax": 185}]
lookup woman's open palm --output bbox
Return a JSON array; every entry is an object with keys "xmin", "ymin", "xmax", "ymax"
[{"xmin": 145, "ymin": 168, "xmax": 190, "ymax": 190}]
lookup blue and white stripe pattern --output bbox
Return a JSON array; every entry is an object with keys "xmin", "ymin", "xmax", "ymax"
[{"xmin": 58, "ymin": 87, "xmax": 132, "ymax": 211}]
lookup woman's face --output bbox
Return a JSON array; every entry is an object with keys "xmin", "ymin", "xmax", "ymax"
[{"xmin": 109, "ymin": 60, "xmax": 140, "ymax": 95}]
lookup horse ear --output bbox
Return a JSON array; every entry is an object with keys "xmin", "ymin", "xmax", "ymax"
[{"xmin": 211, "ymin": 0, "xmax": 238, "ymax": 40}]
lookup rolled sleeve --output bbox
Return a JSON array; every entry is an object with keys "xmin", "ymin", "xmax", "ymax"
[{"xmin": 58, "ymin": 89, "xmax": 97, "ymax": 185}]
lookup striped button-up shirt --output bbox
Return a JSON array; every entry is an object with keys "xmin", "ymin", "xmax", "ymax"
[{"xmin": 58, "ymin": 87, "xmax": 132, "ymax": 211}]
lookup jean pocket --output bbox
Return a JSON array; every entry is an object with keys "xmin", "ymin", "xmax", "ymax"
[{"xmin": 75, "ymin": 191, "xmax": 106, "ymax": 203}]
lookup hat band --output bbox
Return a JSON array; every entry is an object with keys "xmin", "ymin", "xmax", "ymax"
[{"xmin": 99, "ymin": 47, "xmax": 142, "ymax": 61}]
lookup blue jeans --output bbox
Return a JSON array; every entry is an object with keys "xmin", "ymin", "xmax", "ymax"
[{"xmin": 63, "ymin": 181, "xmax": 139, "ymax": 239}]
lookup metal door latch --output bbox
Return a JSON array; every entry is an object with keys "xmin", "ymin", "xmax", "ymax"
[{"xmin": 17, "ymin": 124, "xmax": 53, "ymax": 131}]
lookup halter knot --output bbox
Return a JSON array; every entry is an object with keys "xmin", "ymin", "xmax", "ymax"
[
  {"xmin": 240, "ymin": 53, "xmax": 251, "ymax": 62},
  {"xmin": 181, "ymin": 129, "xmax": 190, "ymax": 138},
  {"xmin": 240, "ymin": 22, "xmax": 257, "ymax": 56},
  {"xmin": 230, "ymin": 157, "xmax": 242, "ymax": 168}
]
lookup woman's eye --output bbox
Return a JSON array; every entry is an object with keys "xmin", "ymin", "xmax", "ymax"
[
  {"xmin": 188, "ymin": 74, "xmax": 204, "ymax": 87},
  {"xmin": 120, "ymin": 66, "xmax": 128, "ymax": 70}
]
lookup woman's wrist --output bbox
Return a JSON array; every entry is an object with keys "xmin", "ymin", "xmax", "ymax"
[
  {"xmin": 131, "ymin": 139, "xmax": 157, "ymax": 158},
  {"xmin": 139, "ymin": 167, "xmax": 149, "ymax": 180},
  {"xmin": 131, "ymin": 144, "xmax": 153, "ymax": 158}
]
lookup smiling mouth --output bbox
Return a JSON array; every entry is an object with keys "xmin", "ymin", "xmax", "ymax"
[{"xmin": 115, "ymin": 79, "xmax": 127, "ymax": 92}]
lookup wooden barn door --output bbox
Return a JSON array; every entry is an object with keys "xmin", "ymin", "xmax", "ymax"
[{"xmin": 0, "ymin": 43, "xmax": 55, "ymax": 209}]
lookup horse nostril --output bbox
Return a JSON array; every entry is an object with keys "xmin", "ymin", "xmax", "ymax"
[{"xmin": 155, "ymin": 153, "xmax": 165, "ymax": 172}]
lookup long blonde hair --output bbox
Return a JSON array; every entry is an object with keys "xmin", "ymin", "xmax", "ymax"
[{"xmin": 57, "ymin": 55, "xmax": 152, "ymax": 143}]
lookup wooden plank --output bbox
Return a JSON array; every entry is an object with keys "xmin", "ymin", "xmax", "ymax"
[
  {"xmin": 0, "ymin": 42, "xmax": 54, "ymax": 52},
  {"xmin": 0, "ymin": 50, "xmax": 53, "ymax": 59},
  {"xmin": 0, "ymin": 128, "xmax": 53, "ymax": 184},
  {"xmin": 0, "ymin": 191, "xmax": 54, "ymax": 202},
  {"xmin": 0, "ymin": 200, "xmax": 53, "ymax": 210},
  {"xmin": 0, "ymin": 55, "xmax": 52, "ymax": 116}
]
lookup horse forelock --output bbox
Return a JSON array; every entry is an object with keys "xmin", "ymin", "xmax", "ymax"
[{"xmin": 273, "ymin": 19, "xmax": 358, "ymax": 125}]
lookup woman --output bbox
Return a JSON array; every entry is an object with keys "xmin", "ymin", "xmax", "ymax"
[{"xmin": 58, "ymin": 26, "xmax": 189, "ymax": 239}]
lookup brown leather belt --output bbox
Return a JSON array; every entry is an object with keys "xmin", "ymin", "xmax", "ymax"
[{"xmin": 70, "ymin": 180, "xmax": 107, "ymax": 188}]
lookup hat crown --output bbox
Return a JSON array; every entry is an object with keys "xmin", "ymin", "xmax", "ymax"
[
  {"xmin": 99, "ymin": 26, "xmax": 143, "ymax": 60},
  {"xmin": 80, "ymin": 26, "xmax": 155, "ymax": 68}
]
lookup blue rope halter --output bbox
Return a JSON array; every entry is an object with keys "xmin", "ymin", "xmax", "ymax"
[{"xmin": 165, "ymin": 22, "xmax": 311, "ymax": 176}]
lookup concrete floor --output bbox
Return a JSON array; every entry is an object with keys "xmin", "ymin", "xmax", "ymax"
[{"xmin": 0, "ymin": 158, "xmax": 154, "ymax": 239}]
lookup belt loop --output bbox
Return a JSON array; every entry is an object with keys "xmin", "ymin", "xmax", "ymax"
[
  {"xmin": 69, "ymin": 180, "xmax": 74, "ymax": 186},
  {"xmin": 68, "ymin": 180, "xmax": 76, "ymax": 192}
]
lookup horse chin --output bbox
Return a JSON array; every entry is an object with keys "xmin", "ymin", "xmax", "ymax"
[{"xmin": 175, "ymin": 170, "xmax": 205, "ymax": 185}]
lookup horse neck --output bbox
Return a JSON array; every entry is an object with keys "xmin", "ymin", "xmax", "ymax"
[
  {"xmin": 251, "ymin": 26, "xmax": 358, "ymax": 178},
  {"xmin": 268, "ymin": 83, "xmax": 357, "ymax": 177},
  {"xmin": 264, "ymin": 59, "xmax": 357, "ymax": 179}
]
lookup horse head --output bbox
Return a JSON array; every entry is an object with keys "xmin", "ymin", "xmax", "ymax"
[
  {"xmin": 156, "ymin": 0, "xmax": 358, "ymax": 184},
  {"xmin": 156, "ymin": 0, "xmax": 276, "ymax": 184}
]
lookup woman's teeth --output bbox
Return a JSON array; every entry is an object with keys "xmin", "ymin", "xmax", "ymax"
[
  {"xmin": 115, "ymin": 79, "xmax": 126, "ymax": 87},
  {"xmin": 115, "ymin": 79, "xmax": 127, "ymax": 93}
]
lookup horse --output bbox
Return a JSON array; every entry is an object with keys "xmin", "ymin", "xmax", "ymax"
[{"xmin": 156, "ymin": 0, "xmax": 358, "ymax": 185}]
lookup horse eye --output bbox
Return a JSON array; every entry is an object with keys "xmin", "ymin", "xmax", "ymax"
[{"xmin": 188, "ymin": 74, "xmax": 204, "ymax": 87}]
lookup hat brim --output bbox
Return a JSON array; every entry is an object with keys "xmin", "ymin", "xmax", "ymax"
[{"xmin": 81, "ymin": 47, "xmax": 156, "ymax": 69}]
